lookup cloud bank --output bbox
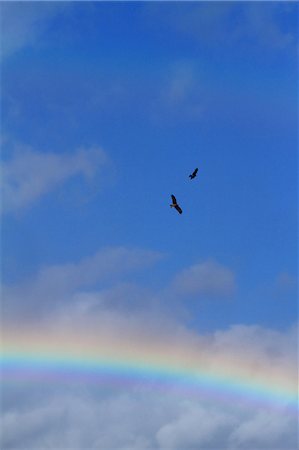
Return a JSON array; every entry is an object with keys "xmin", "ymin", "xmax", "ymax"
[
  {"xmin": 2, "ymin": 317, "xmax": 297, "ymax": 449},
  {"xmin": 1, "ymin": 248, "xmax": 297, "ymax": 449}
]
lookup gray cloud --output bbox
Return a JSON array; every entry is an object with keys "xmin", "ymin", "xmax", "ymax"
[
  {"xmin": 1, "ymin": 252, "xmax": 297, "ymax": 449},
  {"xmin": 3, "ymin": 255, "xmax": 237, "ymax": 326},
  {"xmin": 229, "ymin": 409, "xmax": 297, "ymax": 449},
  {"xmin": 156, "ymin": 402, "xmax": 237, "ymax": 449},
  {"xmin": 2, "ymin": 318, "xmax": 297, "ymax": 449},
  {"xmin": 3, "ymin": 246, "xmax": 164, "ymax": 321},
  {"xmin": 172, "ymin": 260, "xmax": 236, "ymax": 299},
  {"xmin": 1, "ymin": 145, "xmax": 110, "ymax": 214},
  {"xmin": 3, "ymin": 390, "xmax": 297, "ymax": 449},
  {"xmin": 275, "ymin": 272, "xmax": 297, "ymax": 296}
]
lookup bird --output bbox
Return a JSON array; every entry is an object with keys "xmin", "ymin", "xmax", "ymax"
[
  {"xmin": 170, "ymin": 194, "xmax": 182, "ymax": 214},
  {"xmin": 189, "ymin": 167, "xmax": 198, "ymax": 180}
]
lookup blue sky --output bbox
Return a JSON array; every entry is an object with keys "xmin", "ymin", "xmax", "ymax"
[
  {"xmin": 1, "ymin": 2, "xmax": 298, "ymax": 448},
  {"xmin": 2, "ymin": 1, "xmax": 297, "ymax": 329}
]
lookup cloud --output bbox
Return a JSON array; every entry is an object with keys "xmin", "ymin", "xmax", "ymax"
[
  {"xmin": 211, "ymin": 324, "xmax": 298, "ymax": 382},
  {"xmin": 229, "ymin": 409, "xmax": 297, "ymax": 449},
  {"xmin": 146, "ymin": 61, "xmax": 204, "ymax": 125},
  {"xmin": 243, "ymin": 3, "xmax": 296, "ymax": 50},
  {"xmin": 1, "ymin": 399, "xmax": 67, "ymax": 449},
  {"xmin": 2, "ymin": 389, "xmax": 297, "ymax": 449},
  {"xmin": 166, "ymin": 65, "xmax": 195, "ymax": 104},
  {"xmin": 3, "ymin": 254, "xmax": 238, "ymax": 326},
  {"xmin": 1, "ymin": 251, "xmax": 297, "ymax": 448},
  {"xmin": 275, "ymin": 272, "xmax": 297, "ymax": 293},
  {"xmin": 1, "ymin": 145, "xmax": 110, "ymax": 214},
  {"xmin": 0, "ymin": 2, "xmax": 68, "ymax": 60},
  {"xmin": 3, "ymin": 256, "xmax": 237, "ymax": 326},
  {"xmin": 3, "ymin": 246, "xmax": 164, "ymax": 321},
  {"xmin": 172, "ymin": 260, "xmax": 236, "ymax": 298},
  {"xmin": 156, "ymin": 402, "xmax": 237, "ymax": 449},
  {"xmin": 144, "ymin": 3, "xmax": 297, "ymax": 52},
  {"xmin": 2, "ymin": 317, "xmax": 297, "ymax": 449}
]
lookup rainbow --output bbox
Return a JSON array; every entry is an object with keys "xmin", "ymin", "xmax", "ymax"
[{"xmin": 1, "ymin": 327, "xmax": 298, "ymax": 413}]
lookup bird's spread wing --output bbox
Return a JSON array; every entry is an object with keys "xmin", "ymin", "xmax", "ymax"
[
  {"xmin": 175, "ymin": 204, "xmax": 182, "ymax": 214},
  {"xmin": 171, "ymin": 194, "xmax": 177, "ymax": 205}
]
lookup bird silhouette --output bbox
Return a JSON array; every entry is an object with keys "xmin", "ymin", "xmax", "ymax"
[
  {"xmin": 189, "ymin": 168, "xmax": 198, "ymax": 180},
  {"xmin": 170, "ymin": 194, "xmax": 182, "ymax": 214}
]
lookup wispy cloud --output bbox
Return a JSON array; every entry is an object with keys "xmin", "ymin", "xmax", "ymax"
[
  {"xmin": 149, "ymin": 60, "xmax": 204, "ymax": 123},
  {"xmin": 1, "ymin": 145, "xmax": 109, "ymax": 214},
  {"xmin": 0, "ymin": 2, "xmax": 67, "ymax": 60},
  {"xmin": 275, "ymin": 272, "xmax": 297, "ymax": 293},
  {"xmin": 166, "ymin": 66, "xmax": 194, "ymax": 104},
  {"xmin": 243, "ymin": 3, "xmax": 296, "ymax": 50},
  {"xmin": 144, "ymin": 3, "xmax": 297, "ymax": 52}
]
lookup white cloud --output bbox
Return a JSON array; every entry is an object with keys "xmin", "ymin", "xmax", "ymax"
[
  {"xmin": 3, "ymin": 246, "xmax": 164, "ymax": 320},
  {"xmin": 1, "ymin": 252, "xmax": 297, "ymax": 448},
  {"xmin": 172, "ymin": 260, "xmax": 236, "ymax": 298},
  {"xmin": 213, "ymin": 323, "xmax": 298, "ymax": 360},
  {"xmin": 0, "ymin": 2, "xmax": 67, "ymax": 60},
  {"xmin": 30, "ymin": 246, "xmax": 162, "ymax": 294},
  {"xmin": 2, "ymin": 317, "xmax": 297, "ymax": 449},
  {"xmin": 1, "ymin": 145, "xmax": 109, "ymax": 214}
]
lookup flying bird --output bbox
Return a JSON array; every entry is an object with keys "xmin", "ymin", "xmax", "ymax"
[
  {"xmin": 170, "ymin": 194, "xmax": 182, "ymax": 214},
  {"xmin": 189, "ymin": 167, "xmax": 198, "ymax": 179}
]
